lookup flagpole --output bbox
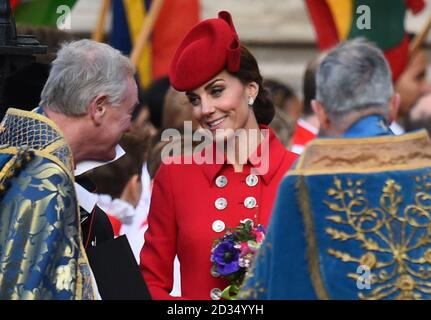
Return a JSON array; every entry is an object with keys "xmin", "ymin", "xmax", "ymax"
[
  {"xmin": 130, "ymin": 0, "xmax": 165, "ymax": 66},
  {"xmin": 409, "ymin": 13, "xmax": 431, "ymax": 57},
  {"xmin": 92, "ymin": 0, "xmax": 111, "ymax": 42}
]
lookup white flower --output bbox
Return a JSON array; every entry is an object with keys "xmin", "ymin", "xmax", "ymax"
[{"xmin": 240, "ymin": 218, "xmax": 253, "ymax": 226}]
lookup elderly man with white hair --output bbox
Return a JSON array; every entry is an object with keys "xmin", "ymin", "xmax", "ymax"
[
  {"xmin": 0, "ymin": 39, "xmax": 138, "ymax": 299},
  {"xmin": 241, "ymin": 39, "xmax": 431, "ymax": 300}
]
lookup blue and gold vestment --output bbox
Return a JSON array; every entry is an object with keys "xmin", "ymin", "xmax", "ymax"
[
  {"xmin": 241, "ymin": 115, "xmax": 431, "ymax": 299},
  {"xmin": 0, "ymin": 108, "xmax": 96, "ymax": 299}
]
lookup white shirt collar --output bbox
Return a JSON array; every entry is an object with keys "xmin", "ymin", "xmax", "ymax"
[
  {"xmin": 389, "ymin": 121, "xmax": 405, "ymax": 135},
  {"xmin": 74, "ymin": 144, "xmax": 125, "ymax": 212},
  {"xmin": 74, "ymin": 144, "xmax": 125, "ymax": 176},
  {"xmin": 74, "ymin": 182, "xmax": 98, "ymax": 213}
]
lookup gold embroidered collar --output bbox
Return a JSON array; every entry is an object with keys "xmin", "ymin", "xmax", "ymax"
[{"xmin": 0, "ymin": 108, "xmax": 74, "ymax": 174}]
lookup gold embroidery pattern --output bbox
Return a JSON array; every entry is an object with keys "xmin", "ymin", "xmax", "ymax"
[
  {"xmin": 0, "ymin": 109, "xmax": 95, "ymax": 299},
  {"xmin": 0, "ymin": 157, "xmax": 81, "ymax": 299},
  {"xmin": 238, "ymin": 241, "xmax": 271, "ymax": 299},
  {"xmin": 0, "ymin": 109, "xmax": 74, "ymax": 173},
  {"xmin": 325, "ymin": 176, "xmax": 431, "ymax": 300},
  {"xmin": 0, "ymin": 112, "xmax": 61, "ymax": 149}
]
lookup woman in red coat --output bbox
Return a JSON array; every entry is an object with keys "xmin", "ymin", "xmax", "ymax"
[{"xmin": 139, "ymin": 11, "xmax": 297, "ymax": 300}]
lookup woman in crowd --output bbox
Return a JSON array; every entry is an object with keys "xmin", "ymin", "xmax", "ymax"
[{"xmin": 139, "ymin": 11, "xmax": 297, "ymax": 300}]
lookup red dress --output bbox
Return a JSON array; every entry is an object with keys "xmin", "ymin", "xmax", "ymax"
[{"xmin": 139, "ymin": 127, "xmax": 297, "ymax": 299}]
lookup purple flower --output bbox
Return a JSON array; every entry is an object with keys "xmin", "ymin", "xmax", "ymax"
[
  {"xmin": 212, "ymin": 240, "xmax": 240, "ymax": 276},
  {"xmin": 256, "ymin": 224, "xmax": 266, "ymax": 233}
]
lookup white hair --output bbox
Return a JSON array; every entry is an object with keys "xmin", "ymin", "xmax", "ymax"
[
  {"xmin": 316, "ymin": 38, "xmax": 394, "ymax": 121},
  {"xmin": 40, "ymin": 39, "xmax": 135, "ymax": 116}
]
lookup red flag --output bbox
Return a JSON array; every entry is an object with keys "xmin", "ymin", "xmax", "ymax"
[
  {"xmin": 152, "ymin": 0, "xmax": 200, "ymax": 80},
  {"xmin": 9, "ymin": 0, "xmax": 19, "ymax": 11},
  {"xmin": 305, "ymin": 0, "xmax": 339, "ymax": 50}
]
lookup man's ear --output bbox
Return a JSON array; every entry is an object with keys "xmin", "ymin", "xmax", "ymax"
[
  {"xmin": 312, "ymin": 99, "xmax": 330, "ymax": 130},
  {"xmin": 388, "ymin": 93, "xmax": 400, "ymax": 123},
  {"xmin": 89, "ymin": 94, "xmax": 108, "ymax": 125}
]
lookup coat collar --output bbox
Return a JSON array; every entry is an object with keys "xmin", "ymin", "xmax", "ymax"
[
  {"xmin": 0, "ymin": 107, "xmax": 74, "ymax": 173},
  {"xmin": 342, "ymin": 114, "xmax": 393, "ymax": 138},
  {"xmin": 202, "ymin": 125, "xmax": 288, "ymax": 185}
]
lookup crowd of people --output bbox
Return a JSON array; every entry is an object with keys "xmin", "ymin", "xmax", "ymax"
[{"xmin": 2, "ymin": 6, "xmax": 431, "ymax": 300}]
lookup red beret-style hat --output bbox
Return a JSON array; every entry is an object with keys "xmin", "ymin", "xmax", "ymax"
[{"xmin": 169, "ymin": 11, "xmax": 241, "ymax": 91}]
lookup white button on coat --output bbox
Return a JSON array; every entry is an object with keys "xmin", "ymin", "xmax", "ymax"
[
  {"xmin": 214, "ymin": 197, "xmax": 227, "ymax": 210},
  {"xmin": 215, "ymin": 175, "xmax": 228, "ymax": 188},
  {"xmin": 212, "ymin": 220, "xmax": 226, "ymax": 233},
  {"xmin": 244, "ymin": 196, "xmax": 257, "ymax": 209},
  {"xmin": 210, "ymin": 288, "xmax": 222, "ymax": 300},
  {"xmin": 246, "ymin": 174, "xmax": 259, "ymax": 187}
]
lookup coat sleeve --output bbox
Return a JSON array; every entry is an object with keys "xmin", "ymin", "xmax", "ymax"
[
  {"xmin": 139, "ymin": 163, "xmax": 181, "ymax": 299},
  {"xmin": 0, "ymin": 155, "xmax": 87, "ymax": 299}
]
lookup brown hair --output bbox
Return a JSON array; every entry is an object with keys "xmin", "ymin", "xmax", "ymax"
[
  {"xmin": 302, "ymin": 54, "xmax": 326, "ymax": 117},
  {"xmin": 231, "ymin": 45, "xmax": 275, "ymax": 125}
]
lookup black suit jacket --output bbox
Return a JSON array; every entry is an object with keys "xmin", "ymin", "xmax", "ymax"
[{"xmin": 76, "ymin": 176, "xmax": 151, "ymax": 300}]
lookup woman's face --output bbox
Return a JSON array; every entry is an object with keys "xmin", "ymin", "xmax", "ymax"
[{"xmin": 186, "ymin": 70, "xmax": 259, "ymax": 141}]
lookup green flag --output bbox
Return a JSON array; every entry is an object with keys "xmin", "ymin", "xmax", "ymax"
[{"xmin": 14, "ymin": 0, "xmax": 78, "ymax": 27}]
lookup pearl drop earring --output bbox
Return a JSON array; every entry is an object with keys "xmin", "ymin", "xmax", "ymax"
[{"xmin": 248, "ymin": 96, "xmax": 254, "ymax": 106}]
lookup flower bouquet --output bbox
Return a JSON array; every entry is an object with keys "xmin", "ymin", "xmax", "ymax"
[{"xmin": 210, "ymin": 218, "xmax": 266, "ymax": 299}]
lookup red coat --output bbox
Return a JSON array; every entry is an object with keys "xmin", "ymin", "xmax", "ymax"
[{"xmin": 140, "ymin": 128, "xmax": 297, "ymax": 299}]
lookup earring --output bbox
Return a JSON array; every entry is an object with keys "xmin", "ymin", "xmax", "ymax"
[{"xmin": 248, "ymin": 96, "xmax": 254, "ymax": 106}]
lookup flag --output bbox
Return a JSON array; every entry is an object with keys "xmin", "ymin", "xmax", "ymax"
[
  {"xmin": 305, "ymin": 0, "xmax": 426, "ymax": 80},
  {"xmin": 9, "ymin": 0, "xmax": 19, "ymax": 11},
  {"xmin": 110, "ymin": 0, "xmax": 200, "ymax": 88},
  {"xmin": 12, "ymin": 0, "xmax": 78, "ymax": 27},
  {"xmin": 111, "ymin": 0, "xmax": 152, "ymax": 88},
  {"xmin": 151, "ymin": 0, "xmax": 200, "ymax": 80}
]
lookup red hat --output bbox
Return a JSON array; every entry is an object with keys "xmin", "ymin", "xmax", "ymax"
[{"xmin": 169, "ymin": 11, "xmax": 241, "ymax": 91}]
